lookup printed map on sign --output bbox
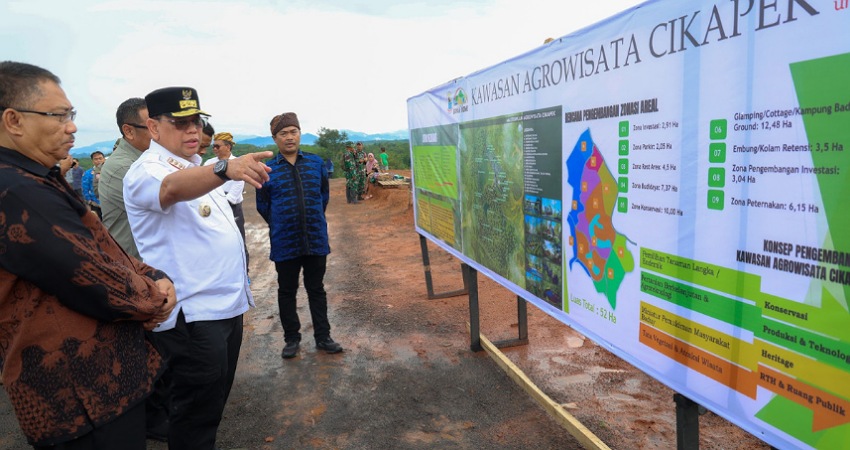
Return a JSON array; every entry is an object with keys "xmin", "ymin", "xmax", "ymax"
[{"xmin": 566, "ymin": 129, "xmax": 634, "ymax": 309}]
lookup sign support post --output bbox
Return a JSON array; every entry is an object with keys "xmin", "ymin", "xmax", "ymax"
[
  {"xmin": 419, "ymin": 234, "xmax": 469, "ymax": 299},
  {"xmin": 464, "ymin": 265, "xmax": 529, "ymax": 352},
  {"xmin": 674, "ymin": 393, "xmax": 705, "ymax": 450}
]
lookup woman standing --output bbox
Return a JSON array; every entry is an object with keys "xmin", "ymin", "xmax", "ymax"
[{"xmin": 364, "ymin": 153, "xmax": 377, "ymax": 199}]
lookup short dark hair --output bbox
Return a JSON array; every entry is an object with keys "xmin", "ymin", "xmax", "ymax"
[
  {"xmin": 202, "ymin": 121, "xmax": 215, "ymax": 137},
  {"xmin": 116, "ymin": 97, "xmax": 147, "ymax": 135},
  {"xmin": 0, "ymin": 61, "xmax": 61, "ymax": 111},
  {"xmin": 90, "ymin": 151, "xmax": 104, "ymax": 159}
]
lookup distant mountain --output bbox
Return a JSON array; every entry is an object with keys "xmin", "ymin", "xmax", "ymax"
[
  {"xmin": 237, "ymin": 133, "xmax": 318, "ymax": 147},
  {"xmin": 231, "ymin": 130, "xmax": 410, "ymax": 147},
  {"xmin": 303, "ymin": 133, "xmax": 319, "ymax": 145},
  {"xmin": 341, "ymin": 129, "xmax": 409, "ymax": 142},
  {"xmin": 235, "ymin": 129, "xmax": 408, "ymax": 146},
  {"xmin": 71, "ymin": 140, "xmax": 117, "ymax": 158},
  {"xmin": 237, "ymin": 136, "xmax": 274, "ymax": 147},
  {"xmin": 72, "ymin": 129, "xmax": 405, "ymax": 157}
]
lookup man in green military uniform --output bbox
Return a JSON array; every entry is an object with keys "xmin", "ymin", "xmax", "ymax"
[
  {"xmin": 343, "ymin": 142, "xmax": 359, "ymax": 204},
  {"xmin": 354, "ymin": 141, "xmax": 367, "ymax": 200}
]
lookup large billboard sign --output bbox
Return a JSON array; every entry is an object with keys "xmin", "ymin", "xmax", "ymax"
[{"xmin": 407, "ymin": 1, "xmax": 849, "ymax": 448}]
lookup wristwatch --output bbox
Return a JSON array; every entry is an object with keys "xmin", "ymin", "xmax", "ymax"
[{"xmin": 213, "ymin": 159, "xmax": 230, "ymax": 180}]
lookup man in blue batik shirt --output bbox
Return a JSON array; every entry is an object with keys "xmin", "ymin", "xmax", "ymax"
[{"xmin": 257, "ymin": 112, "xmax": 343, "ymax": 359}]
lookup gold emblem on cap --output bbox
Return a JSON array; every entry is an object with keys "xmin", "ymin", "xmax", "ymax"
[
  {"xmin": 182, "ymin": 89, "xmax": 193, "ymax": 100},
  {"xmin": 199, "ymin": 203, "xmax": 211, "ymax": 217}
]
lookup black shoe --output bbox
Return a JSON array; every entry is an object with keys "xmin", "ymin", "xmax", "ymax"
[
  {"xmin": 316, "ymin": 337, "xmax": 343, "ymax": 354},
  {"xmin": 281, "ymin": 341, "xmax": 300, "ymax": 359}
]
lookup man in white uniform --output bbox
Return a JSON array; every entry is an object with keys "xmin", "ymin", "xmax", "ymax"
[
  {"xmin": 204, "ymin": 132, "xmax": 247, "ymax": 261},
  {"xmin": 123, "ymin": 86, "xmax": 271, "ymax": 450}
]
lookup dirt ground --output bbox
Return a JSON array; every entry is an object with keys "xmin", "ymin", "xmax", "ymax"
[{"xmin": 0, "ymin": 170, "xmax": 772, "ymax": 449}]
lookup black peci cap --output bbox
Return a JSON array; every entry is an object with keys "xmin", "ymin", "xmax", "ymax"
[{"xmin": 145, "ymin": 87, "xmax": 209, "ymax": 118}]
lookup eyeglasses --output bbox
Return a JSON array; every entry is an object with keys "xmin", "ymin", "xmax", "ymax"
[
  {"xmin": 0, "ymin": 106, "xmax": 77, "ymax": 123},
  {"xmin": 124, "ymin": 123, "xmax": 147, "ymax": 130},
  {"xmin": 158, "ymin": 115, "xmax": 203, "ymax": 131}
]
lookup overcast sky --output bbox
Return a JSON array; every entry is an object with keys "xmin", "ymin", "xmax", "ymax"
[{"xmin": 2, "ymin": 0, "xmax": 645, "ymax": 146}]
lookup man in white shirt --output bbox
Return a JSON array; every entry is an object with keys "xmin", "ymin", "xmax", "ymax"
[
  {"xmin": 204, "ymin": 132, "xmax": 247, "ymax": 252},
  {"xmin": 123, "ymin": 86, "xmax": 271, "ymax": 450},
  {"xmin": 99, "ymin": 96, "xmax": 174, "ymax": 441}
]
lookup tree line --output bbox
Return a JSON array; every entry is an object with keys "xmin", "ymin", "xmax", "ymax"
[
  {"xmin": 234, "ymin": 127, "xmax": 411, "ymax": 179},
  {"xmin": 75, "ymin": 128, "xmax": 411, "ymax": 178}
]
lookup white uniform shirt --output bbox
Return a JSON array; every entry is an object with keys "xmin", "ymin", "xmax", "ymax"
[
  {"xmin": 204, "ymin": 154, "xmax": 244, "ymax": 205},
  {"xmin": 124, "ymin": 140, "xmax": 253, "ymax": 331}
]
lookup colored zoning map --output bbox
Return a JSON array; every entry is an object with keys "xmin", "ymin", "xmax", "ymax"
[{"xmin": 566, "ymin": 129, "xmax": 634, "ymax": 309}]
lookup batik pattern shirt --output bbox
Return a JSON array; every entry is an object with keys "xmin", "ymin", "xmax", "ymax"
[
  {"xmin": 257, "ymin": 150, "xmax": 330, "ymax": 261},
  {"xmin": 0, "ymin": 146, "xmax": 169, "ymax": 446}
]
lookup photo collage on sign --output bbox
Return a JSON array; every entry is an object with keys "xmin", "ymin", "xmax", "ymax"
[{"xmin": 524, "ymin": 195, "xmax": 563, "ymax": 308}]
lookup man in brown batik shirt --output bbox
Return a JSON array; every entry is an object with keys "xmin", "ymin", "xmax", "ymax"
[{"xmin": 0, "ymin": 61, "xmax": 176, "ymax": 450}]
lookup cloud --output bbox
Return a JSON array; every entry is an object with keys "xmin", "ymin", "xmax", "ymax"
[{"xmin": 1, "ymin": 0, "xmax": 644, "ymax": 145}]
